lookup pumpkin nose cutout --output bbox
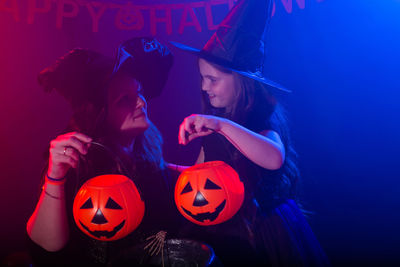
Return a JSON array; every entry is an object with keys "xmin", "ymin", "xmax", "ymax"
[
  {"xmin": 91, "ymin": 209, "xmax": 108, "ymax": 225},
  {"xmin": 193, "ymin": 191, "xmax": 209, "ymax": 207}
]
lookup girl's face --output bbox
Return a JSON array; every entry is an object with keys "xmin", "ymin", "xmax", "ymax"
[
  {"xmin": 106, "ymin": 73, "xmax": 150, "ymax": 137},
  {"xmin": 198, "ymin": 58, "xmax": 237, "ymax": 111}
]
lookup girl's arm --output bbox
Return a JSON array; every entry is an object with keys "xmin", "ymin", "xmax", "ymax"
[{"xmin": 179, "ymin": 114, "xmax": 285, "ymax": 170}]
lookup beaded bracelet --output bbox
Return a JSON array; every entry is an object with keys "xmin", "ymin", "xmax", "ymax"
[{"xmin": 45, "ymin": 174, "xmax": 66, "ymax": 185}]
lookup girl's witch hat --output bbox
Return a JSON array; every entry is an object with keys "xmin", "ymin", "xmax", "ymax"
[{"xmin": 171, "ymin": 0, "xmax": 289, "ymax": 93}]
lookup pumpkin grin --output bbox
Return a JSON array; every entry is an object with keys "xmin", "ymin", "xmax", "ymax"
[
  {"xmin": 175, "ymin": 161, "xmax": 244, "ymax": 226},
  {"xmin": 73, "ymin": 175, "xmax": 145, "ymax": 241},
  {"xmin": 79, "ymin": 220, "xmax": 126, "ymax": 239},
  {"xmin": 181, "ymin": 199, "xmax": 226, "ymax": 223}
]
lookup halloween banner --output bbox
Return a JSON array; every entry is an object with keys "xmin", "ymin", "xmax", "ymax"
[{"xmin": 1, "ymin": 0, "xmax": 325, "ymax": 34}]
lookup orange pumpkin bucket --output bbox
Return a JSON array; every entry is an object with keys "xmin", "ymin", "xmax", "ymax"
[
  {"xmin": 175, "ymin": 161, "xmax": 244, "ymax": 226},
  {"xmin": 73, "ymin": 174, "xmax": 145, "ymax": 241}
]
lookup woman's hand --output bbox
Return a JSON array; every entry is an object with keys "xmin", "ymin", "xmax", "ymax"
[
  {"xmin": 178, "ymin": 114, "xmax": 223, "ymax": 145},
  {"xmin": 47, "ymin": 132, "xmax": 92, "ymax": 179}
]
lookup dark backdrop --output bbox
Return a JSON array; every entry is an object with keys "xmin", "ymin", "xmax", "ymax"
[{"xmin": 1, "ymin": 0, "xmax": 399, "ymax": 265}]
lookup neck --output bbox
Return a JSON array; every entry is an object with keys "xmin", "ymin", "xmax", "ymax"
[
  {"xmin": 118, "ymin": 133, "xmax": 137, "ymax": 153},
  {"xmin": 107, "ymin": 130, "xmax": 137, "ymax": 154}
]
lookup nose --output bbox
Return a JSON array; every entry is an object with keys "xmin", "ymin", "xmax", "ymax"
[
  {"xmin": 193, "ymin": 191, "xmax": 209, "ymax": 207},
  {"xmin": 91, "ymin": 209, "xmax": 108, "ymax": 225},
  {"xmin": 201, "ymin": 79, "xmax": 208, "ymax": 92},
  {"xmin": 136, "ymin": 94, "xmax": 147, "ymax": 109}
]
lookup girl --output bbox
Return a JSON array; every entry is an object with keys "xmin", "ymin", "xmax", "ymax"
[{"xmin": 171, "ymin": 0, "xmax": 330, "ymax": 265}]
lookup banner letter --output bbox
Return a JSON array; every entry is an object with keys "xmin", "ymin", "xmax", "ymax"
[
  {"xmin": 86, "ymin": 1, "xmax": 108, "ymax": 32},
  {"xmin": 27, "ymin": 0, "xmax": 52, "ymax": 24},
  {"xmin": 149, "ymin": 5, "xmax": 172, "ymax": 35},
  {"xmin": 56, "ymin": 0, "xmax": 79, "ymax": 29},
  {"xmin": 178, "ymin": 4, "xmax": 201, "ymax": 34},
  {"xmin": 0, "ymin": 0, "xmax": 20, "ymax": 22},
  {"xmin": 115, "ymin": 2, "xmax": 144, "ymax": 31}
]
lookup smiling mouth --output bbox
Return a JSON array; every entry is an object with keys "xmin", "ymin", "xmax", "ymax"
[
  {"xmin": 181, "ymin": 200, "xmax": 226, "ymax": 223},
  {"xmin": 132, "ymin": 111, "xmax": 146, "ymax": 119},
  {"xmin": 79, "ymin": 220, "xmax": 125, "ymax": 239}
]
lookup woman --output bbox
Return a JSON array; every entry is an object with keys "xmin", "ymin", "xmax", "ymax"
[
  {"xmin": 26, "ymin": 37, "xmax": 183, "ymax": 266},
  {"xmin": 171, "ymin": 0, "xmax": 330, "ymax": 266}
]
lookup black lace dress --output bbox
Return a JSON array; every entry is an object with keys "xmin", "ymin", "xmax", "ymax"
[{"xmin": 179, "ymin": 131, "xmax": 330, "ymax": 266}]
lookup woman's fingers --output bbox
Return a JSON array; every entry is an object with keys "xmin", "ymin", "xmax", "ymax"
[
  {"xmin": 53, "ymin": 136, "xmax": 89, "ymax": 155},
  {"xmin": 69, "ymin": 132, "xmax": 92, "ymax": 143},
  {"xmin": 48, "ymin": 132, "xmax": 92, "ymax": 178},
  {"xmin": 62, "ymin": 147, "xmax": 80, "ymax": 162},
  {"xmin": 51, "ymin": 153, "xmax": 78, "ymax": 169}
]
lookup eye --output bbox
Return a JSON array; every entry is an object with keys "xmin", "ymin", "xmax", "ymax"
[
  {"xmin": 206, "ymin": 76, "xmax": 217, "ymax": 83},
  {"xmin": 180, "ymin": 182, "xmax": 193, "ymax": 195},
  {"xmin": 105, "ymin": 197, "xmax": 123, "ymax": 209},
  {"xmin": 204, "ymin": 178, "xmax": 221, "ymax": 190},
  {"xmin": 80, "ymin": 197, "xmax": 93, "ymax": 209}
]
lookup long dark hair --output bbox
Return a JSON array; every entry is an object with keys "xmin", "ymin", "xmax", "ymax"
[{"xmin": 201, "ymin": 62, "xmax": 300, "ymax": 199}]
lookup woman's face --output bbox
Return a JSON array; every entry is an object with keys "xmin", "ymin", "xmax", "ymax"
[
  {"xmin": 107, "ymin": 73, "xmax": 150, "ymax": 137},
  {"xmin": 198, "ymin": 58, "xmax": 237, "ymax": 111}
]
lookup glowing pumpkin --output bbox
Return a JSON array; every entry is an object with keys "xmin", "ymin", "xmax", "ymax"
[
  {"xmin": 175, "ymin": 161, "xmax": 244, "ymax": 226},
  {"xmin": 73, "ymin": 174, "xmax": 144, "ymax": 241}
]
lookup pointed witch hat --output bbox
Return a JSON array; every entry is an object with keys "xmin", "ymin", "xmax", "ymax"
[
  {"xmin": 171, "ymin": 0, "xmax": 289, "ymax": 93},
  {"xmin": 38, "ymin": 37, "xmax": 174, "ymax": 109}
]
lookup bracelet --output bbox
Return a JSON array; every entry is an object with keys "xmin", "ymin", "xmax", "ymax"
[
  {"xmin": 42, "ymin": 185, "xmax": 64, "ymax": 200},
  {"xmin": 45, "ymin": 174, "xmax": 66, "ymax": 185}
]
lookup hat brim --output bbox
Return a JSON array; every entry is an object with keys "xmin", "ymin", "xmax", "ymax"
[{"xmin": 170, "ymin": 41, "xmax": 291, "ymax": 93}]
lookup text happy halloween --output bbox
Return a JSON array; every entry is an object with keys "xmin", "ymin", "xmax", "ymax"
[{"xmin": 1, "ymin": 0, "xmax": 324, "ymax": 34}]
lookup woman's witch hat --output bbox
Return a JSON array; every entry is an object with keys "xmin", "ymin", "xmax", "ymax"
[
  {"xmin": 171, "ymin": 0, "xmax": 289, "ymax": 92},
  {"xmin": 38, "ymin": 37, "xmax": 174, "ymax": 109}
]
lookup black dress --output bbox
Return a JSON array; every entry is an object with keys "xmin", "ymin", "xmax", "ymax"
[
  {"xmin": 28, "ymin": 140, "xmax": 183, "ymax": 266},
  {"xmin": 179, "ymin": 131, "xmax": 330, "ymax": 266}
]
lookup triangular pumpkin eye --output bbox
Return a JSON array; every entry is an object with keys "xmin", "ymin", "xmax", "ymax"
[
  {"xmin": 180, "ymin": 182, "xmax": 193, "ymax": 195},
  {"xmin": 204, "ymin": 178, "xmax": 221, "ymax": 190},
  {"xmin": 80, "ymin": 197, "xmax": 93, "ymax": 209},
  {"xmin": 105, "ymin": 197, "xmax": 123, "ymax": 209}
]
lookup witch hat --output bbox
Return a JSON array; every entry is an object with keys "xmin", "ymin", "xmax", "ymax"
[
  {"xmin": 171, "ymin": 0, "xmax": 289, "ymax": 92},
  {"xmin": 38, "ymin": 37, "xmax": 174, "ymax": 109}
]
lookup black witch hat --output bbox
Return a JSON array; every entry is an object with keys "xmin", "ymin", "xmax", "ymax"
[
  {"xmin": 171, "ymin": 0, "xmax": 289, "ymax": 93},
  {"xmin": 38, "ymin": 37, "xmax": 174, "ymax": 109}
]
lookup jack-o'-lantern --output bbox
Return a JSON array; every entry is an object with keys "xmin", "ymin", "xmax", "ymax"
[
  {"xmin": 175, "ymin": 161, "xmax": 244, "ymax": 226},
  {"xmin": 73, "ymin": 174, "xmax": 144, "ymax": 241}
]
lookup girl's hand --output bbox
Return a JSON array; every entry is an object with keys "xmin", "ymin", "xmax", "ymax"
[
  {"xmin": 178, "ymin": 114, "xmax": 223, "ymax": 145},
  {"xmin": 47, "ymin": 132, "xmax": 92, "ymax": 179}
]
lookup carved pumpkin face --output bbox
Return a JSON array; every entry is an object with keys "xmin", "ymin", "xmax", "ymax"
[
  {"xmin": 175, "ymin": 161, "xmax": 244, "ymax": 226},
  {"xmin": 73, "ymin": 174, "xmax": 145, "ymax": 241}
]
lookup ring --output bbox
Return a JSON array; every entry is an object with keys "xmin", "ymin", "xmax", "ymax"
[{"xmin": 63, "ymin": 147, "xmax": 67, "ymax": 156}]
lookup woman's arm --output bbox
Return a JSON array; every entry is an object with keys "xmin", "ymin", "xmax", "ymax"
[
  {"xmin": 26, "ymin": 182, "xmax": 69, "ymax": 252},
  {"xmin": 26, "ymin": 132, "xmax": 91, "ymax": 251},
  {"xmin": 179, "ymin": 114, "xmax": 285, "ymax": 170}
]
